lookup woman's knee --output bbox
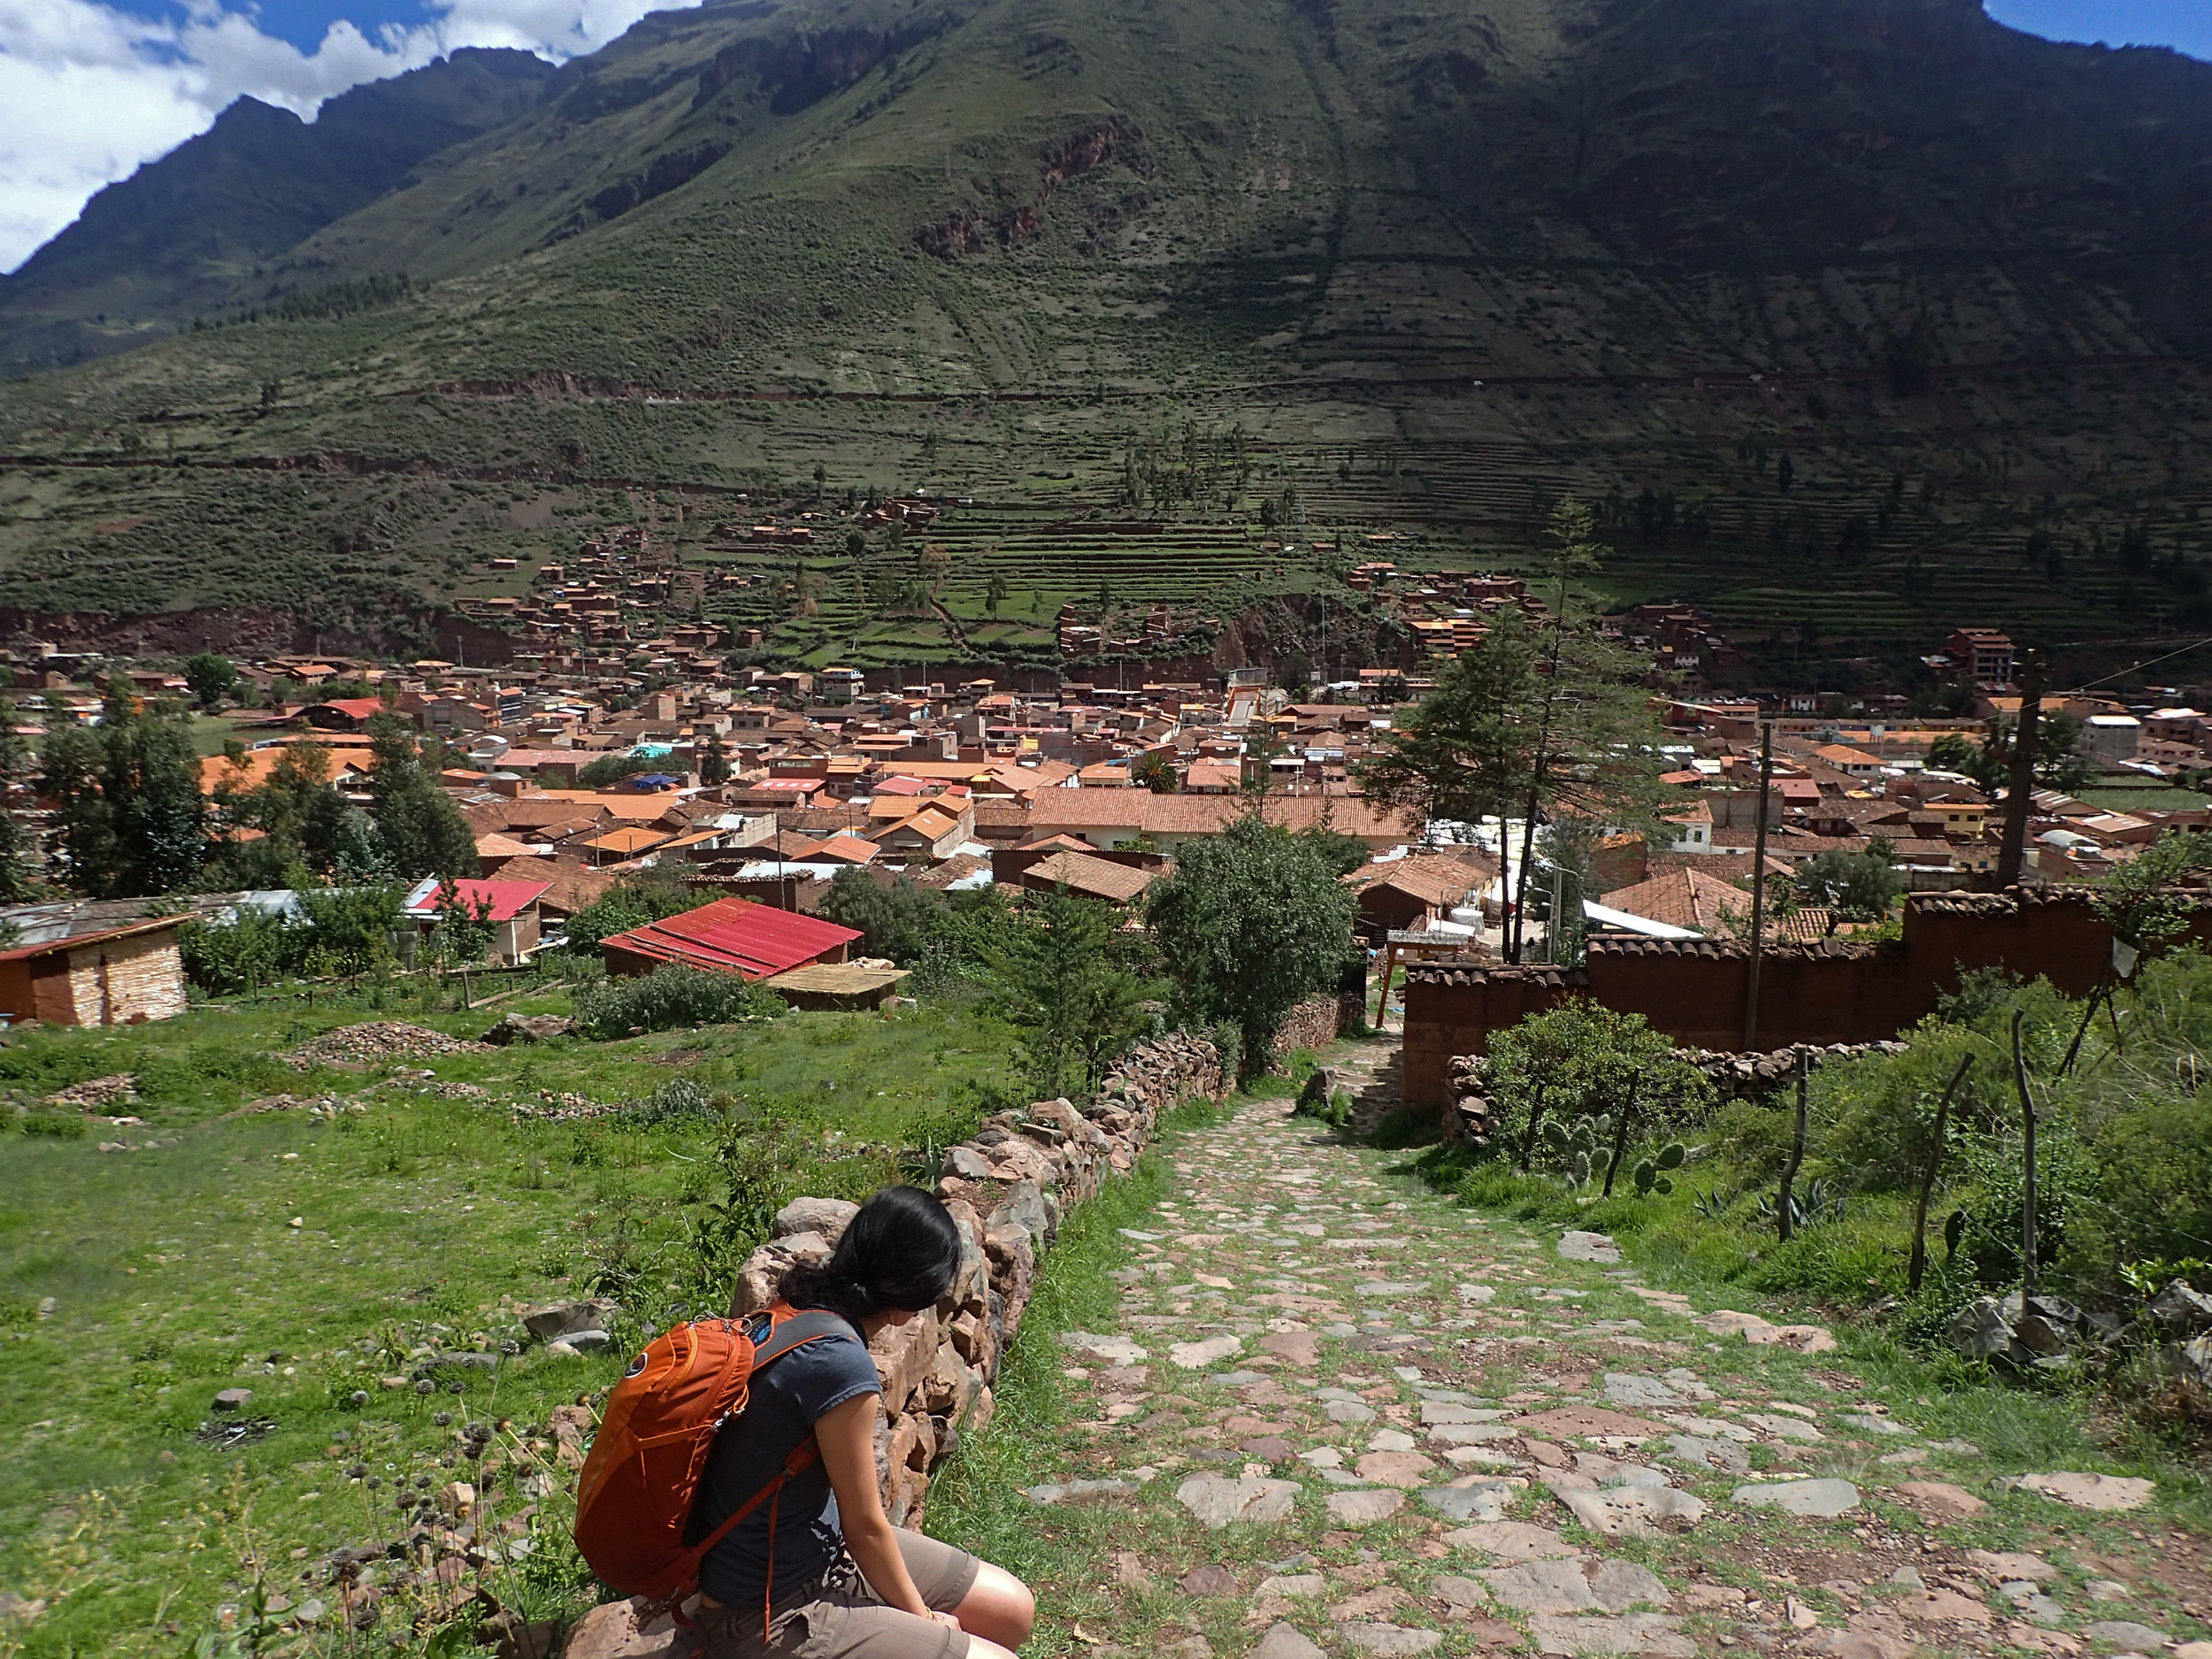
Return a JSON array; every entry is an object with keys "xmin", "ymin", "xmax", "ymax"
[{"xmin": 956, "ymin": 1563, "xmax": 1033, "ymax": 1647}]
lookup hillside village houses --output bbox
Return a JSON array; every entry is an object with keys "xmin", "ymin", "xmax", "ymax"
[{"xmin": 6, "ymin": 606, "xmax": 2211, "ymax": 1022}]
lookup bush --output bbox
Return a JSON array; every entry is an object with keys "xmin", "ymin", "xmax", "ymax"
[
  {"xmin": 563, "ymin": 870, "xmax": 695, "ymax": 957},
  {"xmin": 626, "ymin": 1078, "xmax": 718, "ymax": 1125},
  {"xmin": 573, "ymin": 965, "xmax": 784, "ymax": 1040},
  {"xmin": 1483, "ymin": 999, "xmax": 1710, "ymax": 1174}
]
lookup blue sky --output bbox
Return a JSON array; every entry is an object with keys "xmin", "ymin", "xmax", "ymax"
[
  {"xmin": 2, "ymin": 2, "xmax": 2209, "ymax": 277},
  {"xmin": 1985, "ymin": 0, "xmax": 2212, "ymax": 58}
]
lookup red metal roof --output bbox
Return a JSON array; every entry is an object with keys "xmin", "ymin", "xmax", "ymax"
[
  {"xmin": 401, "ymin": 877, "xmax": 552, "ymax": 922},
  {"xmin": 599, "ymin": 898, "xmax": 861, "ymax": 979}
]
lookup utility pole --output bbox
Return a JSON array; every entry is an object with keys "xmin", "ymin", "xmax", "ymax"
[
  {"xmin": 1742, "ymin": 721, "xmax": 1774, "ymax": 1050},
  {"xmin": 1994, "ymin": 649, "xmax": 2044, "ymax": 888}
]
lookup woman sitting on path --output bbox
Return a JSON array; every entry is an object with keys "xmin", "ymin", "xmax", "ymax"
[{"xmin": 692, "ymin": 1186, "xmax": 1035, "ymax": 1659}]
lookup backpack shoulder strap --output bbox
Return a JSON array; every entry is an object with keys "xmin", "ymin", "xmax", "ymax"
[
  {"xmin": 750, "ymin": 1309, "xmax": 857, "ymax": 1371},
  {"xmin": 681, "ymin": 1310, "xmax": 861, "ymax": 1604}
]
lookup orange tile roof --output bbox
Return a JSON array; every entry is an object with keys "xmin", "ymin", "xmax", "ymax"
[{"xmin": 1599, "ymin": 867, "xmax": 1752, "ymax": 936}]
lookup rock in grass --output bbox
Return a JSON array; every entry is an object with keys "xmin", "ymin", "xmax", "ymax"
[
  {"xmin": 1732, "ymin": 1479, "xmax": 1859, "ymax": 1518},
  {"xmin": 1326, "ymin": 1488, "xmax": 1405, "ymax": 1525},
  {"xmin": 1441, "ymin": 1521, "xmax": 1578, "ymax": 1562},
  {"xmin": 2084, "ymin": 1622, "xmax": 2170, "ymax": 1651},
  {"xmin": 1558, "ymin": 1231, "xmax": 1622, "ymax": 1263},
  {"xmin": 1419, "ymin": 1482, "xmax": 1524, "ymax": 1524},
  {"xmin": 1251, "ymin": 1624, "xmax": 1326, "ymax": 1659},
  {"xmin": 1168, "ymin": 1333, "xmax": 1243, "ymax": 1370},
  {"xmin": 1552, "ymin": 1484, "xmax": 1708, "ymax": 1537},
  {"xmin": 1061, "ymin": 1332, "xmax": 1149, "ymax": 1367},
  {"xmin": 1663, "ymin": 1434, "xmax": 1749, "ymax": 1474},
  {"xmin": 2006, "ymin": 1471, "xmax": 2155, "ymax": 1512},
  {"xmin": 1528, "ymin": 1613, "xmax": 1696, "ymax": 1657},
  {"xmin": 1893, "ymin": 1481, "xmax": 1985, "ymax": 1521},
  {"xmin": 1484, "ymin": 1560, "xmax": 1600, "ymax": 1615},
  {"xmin": 523, "ymin": 1299, "xmax": 618, "ymax": 1343},
  {"xmin": 1023, "ymin": 1479, "xmax": 1135, "ymax": 1505},
  {"xmin": 1339, "ymin": 1624, "xmax": 1442, "ymax": 1655},
  {"xmin": 1175, "ymin": 1475, "xmax": 1300, "ymax": 1528},
  {"xmin": 212, "ymin": 1388, "xmax": 252, "ymax": 1411}
]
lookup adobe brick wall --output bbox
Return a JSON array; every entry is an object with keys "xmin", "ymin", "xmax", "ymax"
[
  {"xmin": 1399, "ymin": 887, "xmax": 2200, "ymax": 1104},
  {"xmin": 1402, "ymin": 967, "xmax": 1574, "ymax": 1106},
  {"xmin": 1584, "ymin": 941, "xmax": 1923, "ymax": 1052}
]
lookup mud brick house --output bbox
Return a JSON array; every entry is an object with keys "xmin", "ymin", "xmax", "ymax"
[{"xmin": 0, "ymin": 915, "xmax": 187, "ymax": 1027}]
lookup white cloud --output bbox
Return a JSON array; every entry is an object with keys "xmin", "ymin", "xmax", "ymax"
[{"xmin": 0, "ymin": 0, "xmax": 697, "ymax": 273}]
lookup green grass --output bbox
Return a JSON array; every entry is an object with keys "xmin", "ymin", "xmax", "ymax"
[
  {"xmin": 2077, "ymin": 787, "xmax": 2212, "ymax": 812},
  {"xmin": 0, "ymin": 983, "xmax": 1021, "ymax": 1657}
]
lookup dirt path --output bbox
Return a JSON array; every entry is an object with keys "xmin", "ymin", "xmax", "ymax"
[{"xmin": 1012, "ymin": 1094, "xmax": 2212, "ymax": 1659}]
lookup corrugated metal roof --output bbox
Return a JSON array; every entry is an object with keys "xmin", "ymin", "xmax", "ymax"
[
  {"xmin": 600, "ymin": 897, "xmax": 861, "ymax": 979},
  {"xmin": 401, "ymin": 877, "xmax": 552, "ymax": 921}
]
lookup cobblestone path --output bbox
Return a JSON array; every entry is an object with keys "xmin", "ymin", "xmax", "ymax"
[{"xmin": 1013, "ymin": 1095, "xmax": 2212, "ymax": 1659}]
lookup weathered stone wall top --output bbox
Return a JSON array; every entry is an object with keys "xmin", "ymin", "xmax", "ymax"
[{"xmin": 723, "ymin": 1031, "xmax": 1227, "ymax": 1529}]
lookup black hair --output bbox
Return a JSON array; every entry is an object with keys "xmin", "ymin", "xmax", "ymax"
[{"xmin": 778, "ymin": 1186, "xmax": 963, "ymax": 1330}]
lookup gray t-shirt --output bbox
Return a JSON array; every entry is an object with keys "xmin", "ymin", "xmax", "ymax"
[{"xmin": 695, "ymin": 1313, "xmax": 879, "ymax": 1609}]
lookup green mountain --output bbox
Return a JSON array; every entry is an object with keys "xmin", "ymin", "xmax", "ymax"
[
  {"xmin": 0, "ymin": 48, "xmax": 554, "ymax": 376},
  {"xmin": 4, "ymin": 0, "xmax": 2211, "ymax": 683}
]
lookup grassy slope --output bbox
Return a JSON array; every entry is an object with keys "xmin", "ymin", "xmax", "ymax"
[
  {"xmin": 7, "ymin": 0, "xmax": 2212, "ymax": 675},
  {"xmin": 0, "ymin": 981, "xmax": 1018, "ymax": 1656}
]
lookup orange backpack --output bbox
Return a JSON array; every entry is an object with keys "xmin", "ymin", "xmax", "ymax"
[{"xmin": 572, "ymin": 1303, "xmax": 851, "ymax": 1615}]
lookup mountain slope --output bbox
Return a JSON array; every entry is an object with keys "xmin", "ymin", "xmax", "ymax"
[
  {"xmin": 0, "ymin": 48, "xmax": 555, "ymax": 377},
  {"xmin": 2, "ymin": 0, "xmax": 2211, "ymax": 680}
]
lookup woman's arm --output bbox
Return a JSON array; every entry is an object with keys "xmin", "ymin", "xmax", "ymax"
[{"xmin": 815, "ymin": 1393, "xmax": 939, "ymax": 1622}]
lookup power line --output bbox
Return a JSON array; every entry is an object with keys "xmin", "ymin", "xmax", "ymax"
[{"xmin": 2051, "ymin": 633, "xmax": 2212, "ymax": 695}]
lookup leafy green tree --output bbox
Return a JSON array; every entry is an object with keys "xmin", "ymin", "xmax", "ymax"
[
  {"xmin": 817, "ymin": 865, "xmax": 947, "ymax": 964},
  {"xmin": 211, "ymin": 741, "xmax": 382, "ymax": 883},
  {"xmin": 562, "ymin": 867, "xmax": 695, "ymax": 956},
  {"xmin": 577, "ymin": 752, "xmax": 666, "ymax": 788},
  {"xmin": 0, "ymin": 696, "xmax": 35, "ymax": 902},
  {"xmin": 428, "ymin": 877, "xmax": 499, "ymax": 967},
  {"xmin": 295, "ymin": 886, "xmax": 402, "ymax": 974},
  {"xmin": 182, "ymin": 653, "xmax": 240, "ymax": 711},
  {"xmin": 1355, "ymin": 598, "xmax": 1674, "ymax": 960},
  {"xmin": 38, "ymin": 677, "xmax": 207, "ymax": 897},
  {"xmin": 1143, "ymin": 812, "xmax": 1358, "ymax": 1075},
  {"xmin": 1795, "ymin": 836, "xmax": 1903, "ymax": 930},
  {"xmin": 1484, "ymin": 999, "xmax": 1707, "ymax": 1178},
  {"xmin": 2092, "ymin": 827, "xmax": 2212, "ymax": 951},
  {"xmin": 365, "ymin": 711, "xmax": 478, "ymax": 879},
  {"xmin": 1925, "ymin": 732, "xmax": 1981, "ymax": 777},
  {"xmin": 1300, "ymin": 822, "xmax": 1371, "ymax": 878},
  {"xmin": 699, "ymin": 730, "xmax": 732, "ymax": 787},
  {"xmin": 1945, "ymin": 710, "xmax": 2093, "ymax": 795},
  {"xmin": 977, "ymin": 886, "xmax": 1157, "ymax": 1100}
]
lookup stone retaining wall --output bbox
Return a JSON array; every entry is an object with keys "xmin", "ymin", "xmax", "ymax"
[
  {"xmin": 726, "ymin": 1031, "xmax": 1227, "ymax": 1529},
  {"xmin": 1268, "ymin": 991, "xmax": 1343, "ymax": 1062}
]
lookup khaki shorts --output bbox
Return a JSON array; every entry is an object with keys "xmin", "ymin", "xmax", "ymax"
[{"xmin": 699, "ymin": 1532, "xmax": 981, "ymax": 1659}]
